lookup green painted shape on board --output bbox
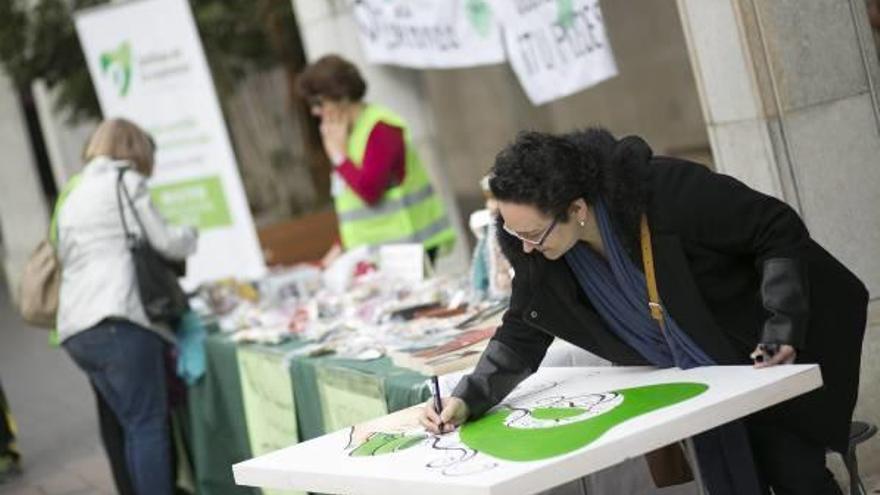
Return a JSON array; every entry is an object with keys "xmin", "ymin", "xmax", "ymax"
[
  {"xmin": 350, "ymin": 432, "xmax": 426, "ymax": 457},
  {"xmin": 459, "ymin": 382, "xmax": 708, "ymax": 462},
  {"xmin": 530, "ymin": 408, "xmax": 586, "ymax": 421}
]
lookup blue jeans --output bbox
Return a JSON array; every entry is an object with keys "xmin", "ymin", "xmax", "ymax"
[{"xmin": 64, "ymin": 319, "xmax": 172, "ymax": 495}]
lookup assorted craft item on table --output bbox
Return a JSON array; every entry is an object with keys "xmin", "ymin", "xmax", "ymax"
[{"xmin": 188, "ymin": 258, "xmax": 509, "ymax": 374}]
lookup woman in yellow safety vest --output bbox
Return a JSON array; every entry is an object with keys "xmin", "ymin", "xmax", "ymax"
[{"xmin": 296, "ymin": 55, "xmax": 455, "ymax": 264}]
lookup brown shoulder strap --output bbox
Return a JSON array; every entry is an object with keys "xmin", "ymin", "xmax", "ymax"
[{"xmin": 640, "ymin": 214, "xmax": 665, "ymax": 332}]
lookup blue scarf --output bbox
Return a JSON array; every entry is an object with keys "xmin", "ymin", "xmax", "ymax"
[
  {"xmin": 564, "ymin": 200, "xmax": 764, "ymax": 495},
  {"xmin": 563, "ymin": 201, "xmax": 714, "ymax": 369}
]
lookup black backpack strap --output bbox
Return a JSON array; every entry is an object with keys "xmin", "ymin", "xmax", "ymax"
[{"xmin": 116, "ymin": 168, "xmax": 151, "ymax": 245}]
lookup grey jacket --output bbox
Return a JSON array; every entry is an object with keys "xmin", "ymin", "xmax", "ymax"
[{"xmin": 56, "ymin": 156, "xmax": 198, "ymax": 342}]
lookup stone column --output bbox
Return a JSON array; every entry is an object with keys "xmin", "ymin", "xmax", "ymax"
[
  {"xmin": 289, "ymin": 0, "xmax": 470, "ymax": 271},
  {"xmin": 678, "ymin": 0, "xmax": 880, "ymax": 482},
  {"xmin": 677, "ymin": 0, "xmax": 880, "ymax": 297},
  {"xmin": 0, "ymin": 71, "xmax": 51, "ymax": 302}
]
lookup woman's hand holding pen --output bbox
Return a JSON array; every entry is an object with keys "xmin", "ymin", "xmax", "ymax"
[{"xmin": 420, "ymin": 397, "xmax": 469, "ymax": 435}]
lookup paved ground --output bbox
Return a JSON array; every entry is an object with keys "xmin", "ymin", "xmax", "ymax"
[{"xmin": 0, "ymin": 280, "xmax": 115, "ymax": 495}]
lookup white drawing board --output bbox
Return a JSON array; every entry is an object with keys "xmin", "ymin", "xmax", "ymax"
[{"xmin": 234, "ymin": 365, "xmax": 821, "ymax": 495}]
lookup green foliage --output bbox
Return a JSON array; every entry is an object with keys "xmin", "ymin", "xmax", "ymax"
[
  {"xmin": 195, "ymin": 0, "xmax": 297, "ymax": 95},
  {"xmin": 0, "ymin": 0, "xmax": 301, "ymax": 123},
  {"xmin": 0, "ymin": 0, "xmax": 106, "ymax": 122},
  {"xmin": 0, "ymin": 1, "xmax": 31, "ymax": 86}
]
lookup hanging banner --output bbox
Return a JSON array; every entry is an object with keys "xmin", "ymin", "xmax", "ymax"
[
  {"xmin": 349, "ymin": 0, "xmax": 505, "ymax": 69},
  {"xmin": 237, "ymin": 347, "xmax": 303, "ymax": 495},
  {"xmin": 75, "ymin": 0, "xmax": 266, "ymax": 287},
  {"xmin": 316, "ymin": 366, "xmax": 388, "ymax": 433},
  {"xmin": 493, "ymin": 0, "xmax": 617, "ymax": 105}
]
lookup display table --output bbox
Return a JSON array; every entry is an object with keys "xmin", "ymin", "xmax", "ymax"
[
  {"xmin": 233, "ymin": 365, "xmax": 823, "ymax": 495},
  {"xmin": 184, "ymin": 331, "xmax": 432, "ymax": 495}
]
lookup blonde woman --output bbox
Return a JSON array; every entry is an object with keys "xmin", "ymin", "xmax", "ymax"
[{"xmin": 56, "ymin": 118, "xmax": 197, "ymax": 495}]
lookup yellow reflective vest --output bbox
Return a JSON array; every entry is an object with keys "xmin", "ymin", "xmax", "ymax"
[{"xmin": 335, "ymin": 104, "xmax": 455, "ymax": 252}]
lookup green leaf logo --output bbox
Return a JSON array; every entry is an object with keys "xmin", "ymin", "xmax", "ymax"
[
  {"xmin": 557, "ymin": 0, "xmax": 575, "ymax": 30},
  {"xmin": 99, "ymin": 41, "xmax": 132, "ymax": 97},
  {"xmin": 466, "ymin": 0, "xmax": 492, "ymax": 38}
]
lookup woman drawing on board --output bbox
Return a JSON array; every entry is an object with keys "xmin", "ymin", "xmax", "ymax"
[{"xmin": 421, "ymin": 129, "xmax": 867, "ymax": 494}]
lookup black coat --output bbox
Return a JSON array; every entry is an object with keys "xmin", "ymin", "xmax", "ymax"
[{"xmin": 453, "ymin": 133, "xmax": 868, "ymax": 454}]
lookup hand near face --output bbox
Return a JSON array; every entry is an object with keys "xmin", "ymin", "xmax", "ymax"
[{"xmin": 319, "ymin": 105, "xmax": 349, "ymax": 161}]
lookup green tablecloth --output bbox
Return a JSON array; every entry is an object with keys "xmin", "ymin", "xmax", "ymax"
[
  {"xmin": 186, "ymin": 334, "xmax": 255, "ymax": 495},
  {"xmin": 185, "ymin": 332, "xmax": 431, "ymax": 495}
]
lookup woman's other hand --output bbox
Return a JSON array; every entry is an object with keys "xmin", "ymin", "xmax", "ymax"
[{"xmin": 751, "ymin": 344, "xmax": 796, "ymax": 368}]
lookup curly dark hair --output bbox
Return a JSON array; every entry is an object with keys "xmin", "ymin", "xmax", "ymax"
[
  {"xmin": 296, "ymin": 55, "xmax": 367, "ymax": 102},
  {"xmin": 490, "ymin": 128, "xmax": 652, "ymax": 260}
]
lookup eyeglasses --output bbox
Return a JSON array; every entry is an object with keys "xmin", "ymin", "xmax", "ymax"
[
  {"xmin": 503, "ymin": 217, "xmax": 559, "ymax": 247},
  {"xmin": 307, "ymin": 96, "xmax": 324, "ymax": 108}
]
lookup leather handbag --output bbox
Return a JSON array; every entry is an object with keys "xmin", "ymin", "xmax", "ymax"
[
  {"xmin": 116, "ymin": 169, "xmax": 189, "ymax": 323},
  {"xmin": 639, "ymin": 213, "xmax": 696, "ymax": 488},
  {"xmin": 18, "ymin": 238, "xmax": 61, "ymax": 328}
]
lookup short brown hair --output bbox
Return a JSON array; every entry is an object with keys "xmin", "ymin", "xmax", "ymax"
[
  {"xmin": 83, "ymin": 118, "xmax": 156, "ymax": 176},
  {"xmin": 296, "ymin": 55, "xmax": 367, "ymax": 102}
]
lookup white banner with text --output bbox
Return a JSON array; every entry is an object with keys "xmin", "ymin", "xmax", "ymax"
[
  {"xmin": 75, "ymin": 0, "xmax": 266, "ymax": 287},
  {"xmin": 350, "ymin": 0, "xmax": 506, "ymax": 69},
  {"xmin": 493, "ymin": 0, "xmax": 617, "ymax": 105}
]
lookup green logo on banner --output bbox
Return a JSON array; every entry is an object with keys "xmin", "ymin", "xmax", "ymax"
[
  {"xmin": 557, "ymin": 0, "xmax": 575, "ymax": 29},
  {"xmin": 150, "ymin": 176, "xmax": 233, "ymax": 230},
  {"xmin": 466, "ymin": 0, "xmax": 492, "ymax": 37},
  {"xmin": 99, "ymin": 41, "xmax": 133, "ymax": 97}
]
